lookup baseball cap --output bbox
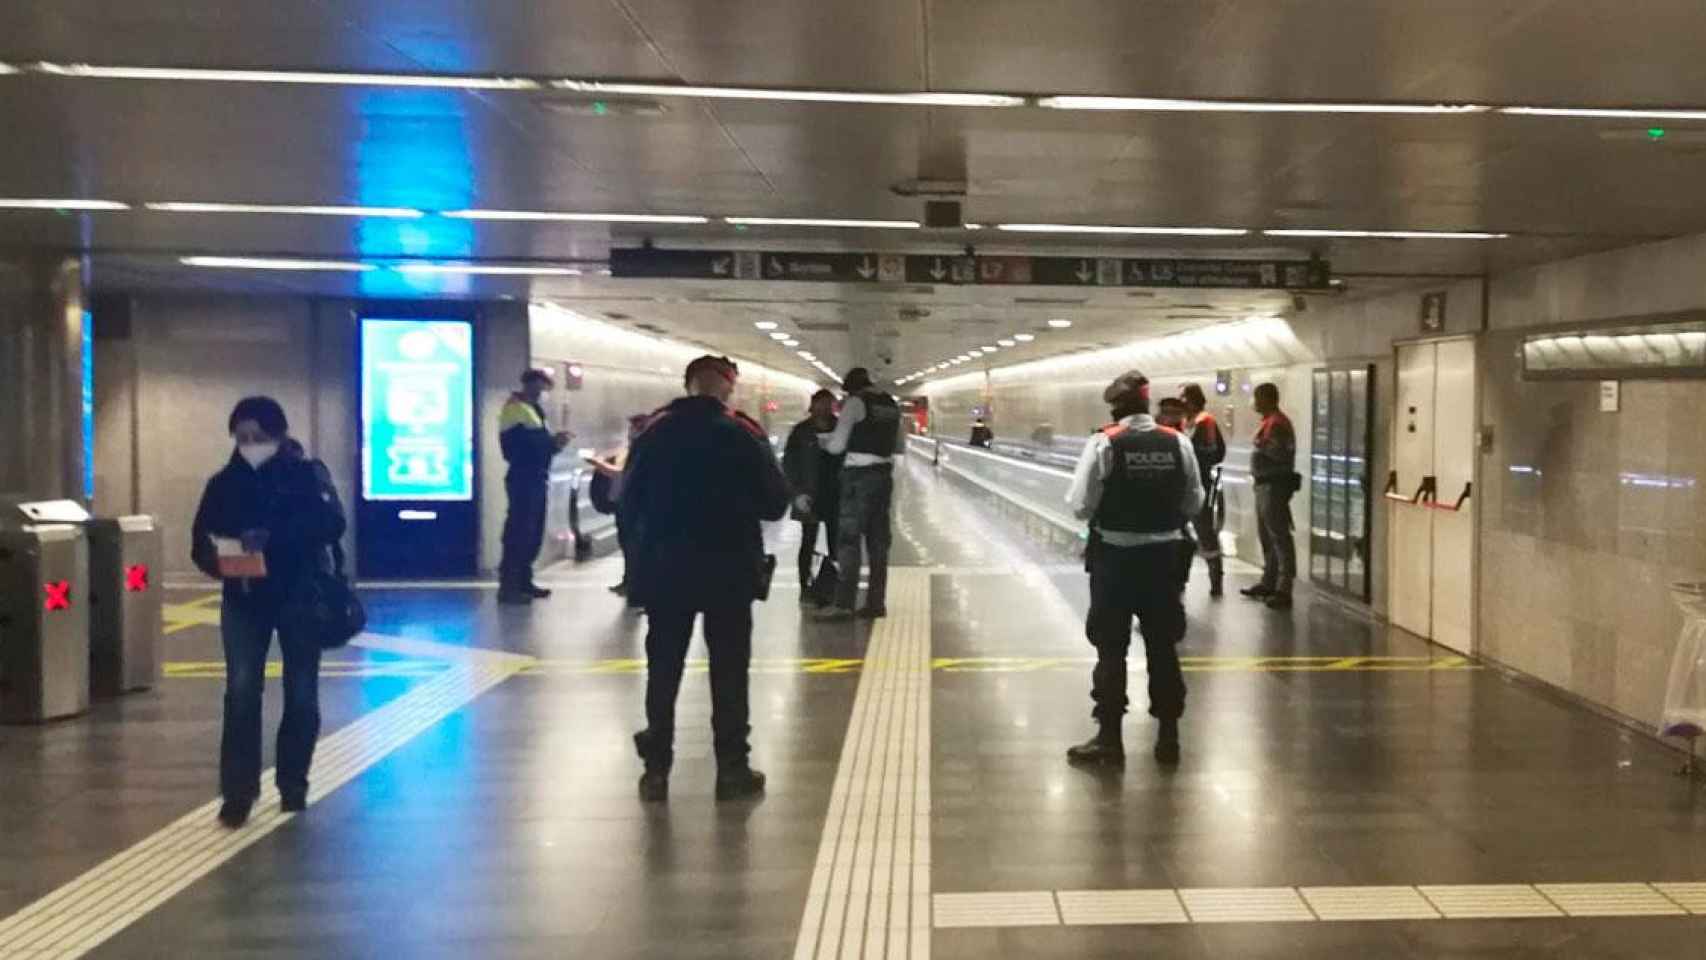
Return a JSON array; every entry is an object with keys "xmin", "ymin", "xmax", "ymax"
[{"xmin": 521, "ymin": 367, "xmax": 555, "ymax": 388}]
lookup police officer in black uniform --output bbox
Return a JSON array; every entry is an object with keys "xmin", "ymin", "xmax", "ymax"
[
  {"xmin": 497, "ymin": 368, "xmax": 570, "ymax": 605},
  {"xmin": 620, "ymin": 355, "xmax": 790, "ymax": 803},
  {"xmin": 816, "ymin": 367, "xmax": 902, "ymax": 621},
  {"xmin": 1065, "ymin": 371, "xmax": 1204, "ymax": 767}
]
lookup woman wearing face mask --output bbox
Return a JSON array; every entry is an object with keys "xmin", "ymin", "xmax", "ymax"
[{"xmin": 191, "ymin": 396, "xmax": 346, "ymax": 827}]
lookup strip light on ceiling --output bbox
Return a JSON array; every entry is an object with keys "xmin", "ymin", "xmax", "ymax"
[
  {"xmin": 32, "ymin": 62, "xmax": 539, "ymax": 91},
  {"xmin": 0, "ymin": 64, "xmax": 19, "ymax": 76},
  {"xmin": 392, "ymin": 263, "xmax": 584, "ymax": 276},
  {"xmin": 997, "ymin": 223, "xmax": 1249, "ymax": 236},
  {"xmin": 1038, "ymin": 95, "xmax": 1488, "ymax": 115},
  {"xmin": 148, "ymin": 202, "xmax": 425, "ymax": 218},
  {"xmin": 1264, "ymin": 229, "xmax": 1509, "ymax": 240},
  {"xmin": 1499, "ymin": 106, "xmax": 1706, "ymax": 121},
  {"xmin": 445, "ymin": 209, "xmax": 709, "ymax": 224},
  {"xmin": 725, "ymin": 216, "xmax": 921, "ymax": 229},
  {"xmin": 181, "ymin": 256, "xmax": 374, "ymax": 271},
  {"xmin": 552, "ymin": 79, "xmax": 1024, "ymax": 108},
  {"xmin": 0, "ymin": 197, "xmax": 130, "ymax": 211}
]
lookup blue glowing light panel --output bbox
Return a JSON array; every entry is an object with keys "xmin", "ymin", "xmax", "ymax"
[{"xmin": 360, "ymin": 318, "xmax": 474, "ymax": 501}]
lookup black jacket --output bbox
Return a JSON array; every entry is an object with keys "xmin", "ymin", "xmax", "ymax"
[
  {"xmin": 618, "ymin": 396, "xmax": 790, "ymax": 609},
  {"xmin": 499, "ymin": 393, "xmax": 559, "ymax": 482},
  {"xmin": 191, "ymin": 440, "xmax": 347, "ymax": 610},
  {"xmin": 782, "ymin": 415, "xmax": 841, "ymax": 518}
]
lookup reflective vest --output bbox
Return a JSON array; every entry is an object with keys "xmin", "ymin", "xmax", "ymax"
[
  {"xmin": 848, "ymin": 390, "xmax": 900, "ymax": 457},
  {"xmin": 1093, "ymin": 423, "xmax": 1188, "ymax": 535}
]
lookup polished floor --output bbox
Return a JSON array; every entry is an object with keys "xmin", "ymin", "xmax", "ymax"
[{"xmin": 3, "ymin": 454, "xmax": 1705, "ymax": 958}]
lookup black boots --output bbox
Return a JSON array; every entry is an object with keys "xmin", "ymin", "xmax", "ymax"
[
  {"xmin": 635, "ymin": 729, "xmax": 765, "ymax": 802},
  {"xmin": 1155, "ymin": 719, "xmax": 1181, "ymax": 766},
  {"xmin": 217, "ymin": 797, "xmax": 253, "ymax": 828},
  {"xmin": 1208, "ymin": 561, "xmax": 1224, "ymax": 598},
  {"xmin": 1067, "ymin": 728, "xmax": 1126, "ymax": 767},
  {"xmin": 715, "ymin": 766, "xmax": 768, "ymax": 801},
  {"xmin": 1240, "ymin": 583, "xmax": 1273, "ymax": 599}
]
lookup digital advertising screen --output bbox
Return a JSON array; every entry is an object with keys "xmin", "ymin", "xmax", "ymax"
[{"xmin": 360, "ymin": 318, "xmax": 475, "ymax": 501}]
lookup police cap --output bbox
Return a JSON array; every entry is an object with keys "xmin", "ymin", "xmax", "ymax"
[
  {"xmin": 521, "ymin": 367, "xmax": 555, "ymax": 389},
  {"xmin": 1102, "ymin": 370, "xmax": 1150, "ymax": 407}
]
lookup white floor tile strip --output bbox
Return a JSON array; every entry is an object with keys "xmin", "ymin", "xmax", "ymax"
[
  {"xmin": 0, "ymin": 634, "xmax": 531, "ymax": 960},
  {"xmin": 935, "ymin": 882, "xmax": 1706, "ymax": 929},
  {"xmin": 792, "ymin": 569, "xmax": 932, "ymax": 960}
]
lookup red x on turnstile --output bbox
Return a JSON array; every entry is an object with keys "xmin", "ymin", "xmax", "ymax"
[
  {"xmin": 43, "ymin": 580, "xmax": 72, "ymax": 612},
  {"xmin": 125, "ymin": 564, "xmax": 150, "ymax": 593}
]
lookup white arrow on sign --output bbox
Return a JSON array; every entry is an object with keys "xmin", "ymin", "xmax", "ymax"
[
  {"xmin": 711, "ymin": 256, "xmax": 731, "ymax": 276},
  {"xmin": 1075, "ymin": 259, "xmax": 1094, "ymax": 283},
  {"xmin": 768, "ymin": 256, "xmax": 785, "ymax": 275},
  {"xmin": 930, "ymin": 257, "xmax": 948, "ymax": 281},
  {"xmin": 856, "ymin": 256, "xmax": 876, "ymax": 280}
]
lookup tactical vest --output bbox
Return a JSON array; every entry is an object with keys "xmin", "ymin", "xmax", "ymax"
[
  {"xmin": 1093, "ymin": 424, "xmax": 1188, "ymax": 534},
  {"xmin": 848, "ymin": 390, "xmax": 900, "ymax": 457}
]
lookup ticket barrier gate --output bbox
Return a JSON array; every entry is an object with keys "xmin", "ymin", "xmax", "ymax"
[
  {"xmin": 87, "ymin": 515, "xmax": 164, "ymax": 696},
  {"xmin": 0, "ymin": 500, "xmax": 91, "ymax": 723}
]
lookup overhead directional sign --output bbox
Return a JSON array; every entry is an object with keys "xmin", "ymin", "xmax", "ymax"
[{"xmin": 611, "ymin": 248, "xmax": 1330, "ymax": 290}]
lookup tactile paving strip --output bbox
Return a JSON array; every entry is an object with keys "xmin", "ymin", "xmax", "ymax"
[
  {"xmin": 1179, "ymin": 887, "xmax": 1316, "ymax": 924},
  {"xmin": 1057, "ymin": 889, "xmax": 1189, "ymax": 926}
]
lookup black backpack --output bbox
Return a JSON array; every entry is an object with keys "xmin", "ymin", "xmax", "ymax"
[{"xmin": 589, "ymin": 471, "xmax": 618, "ymax": 515}]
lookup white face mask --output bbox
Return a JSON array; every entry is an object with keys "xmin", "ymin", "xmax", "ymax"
[{"xmin": 238, "ymin": 442, "xmax": 279, "ymax": 469}]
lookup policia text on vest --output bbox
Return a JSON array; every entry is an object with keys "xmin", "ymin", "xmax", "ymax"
[{"xmin": 1064, "ymin": 371, "xmax": 1204, "ymax": 767}]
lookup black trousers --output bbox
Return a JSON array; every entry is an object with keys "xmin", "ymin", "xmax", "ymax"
[
  {"xmin": 797, "ymin": 512, "xmax": 840, "ymax": 586},
  {"xmin": 640, "ymin": 602, "xmax": 754, "ymax": 771},
  {"xmin": 1085, "ymin": 541, "xmax": 1187, "ymax": 724},
  {"xmin": 835, "ymin": 466, "xmax": 893, "ymax": 610},
  {"xmin": 499, "ymin": 474, "xmax": 548, "ymax": 590},
  {"xmin": 221, "ymin": 599, "xmax": 321, "ymax": 801}
]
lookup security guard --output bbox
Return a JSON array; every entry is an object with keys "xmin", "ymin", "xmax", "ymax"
[
  {"xmin": 1181, "ymin": 384, "xmax": 1228, "ymax": 596},
  {"xmin": 620, "ymin": 355, "xmax": 790, "ymax": 803},
  {"xmin": 497, "ymin": 368, "xmax": 569, "ymax": 605},
  {"xmin": 816, "ymin": 367, "xmax": 902, "ymax": 621},
  {"xmin": 1065, "ymin": 371, "xmax": 1204, "ymax": 767}
]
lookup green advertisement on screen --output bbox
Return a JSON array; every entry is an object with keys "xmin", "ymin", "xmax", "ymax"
[{"xmin": 360, "ymin": 318, "xmax": 474, "ymax": 501}]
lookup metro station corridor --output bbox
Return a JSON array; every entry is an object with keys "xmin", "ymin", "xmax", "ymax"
[{"xmin": 4, "ymin": 455, "xmax": 1702, "ymax": 959}]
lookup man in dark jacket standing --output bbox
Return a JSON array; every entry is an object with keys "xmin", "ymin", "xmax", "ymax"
[
  {"xmin": 782, "ymin": 389, "xmax": 841, "ymax": 604},
  {"xmin": 1181, "ymin": 384, "xmax": 1228, "ymax": 596},
  {"xmin": 1242, "ymin": 382, "xmax": 1299, "ymax": 610},
  {"xmin": 816, "ymin": 367, "xmax": 902, "ymax": 621},
  {"xmin": 497, "ymin": 368, "xmax": 569, "ymax": 604},
  {"xmin": 621, "ymin": 355, "xmax": 790, "ymax": 803}
]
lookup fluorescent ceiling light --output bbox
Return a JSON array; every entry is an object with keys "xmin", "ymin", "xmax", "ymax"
[
  {"xmin": 0, "ymin": 64, "xmax": 20, "ymax": 76},
  {"xmin": 782, "ymin": 338, "xmax": 800, "ymax": 347},
  {"xmin": 969, "ymin": 349, "xmax": 984, "ymax": 356},
  {"xmin": 964, "ymin": 223, "xmax": 985, "ymax": 230},
  {"xmin": 0, "ymin": 197, "xmax": 129, "ymax": 211},
  {"xmin": 181, "ymin": 256, "xmax": 373, "ymax": 272},
  {"xmin": 754, "ymin": 321, "xmax": 779, "ymax": 330},
  {"xmin": 445, "ymin": 209, "xmax": 708, "ymax": 224},
  {"xmin": 956, "ymin": 355, "xmax": 972, "ymax": 362},
  {"xmin": 998, "ymin": 223, "xmax": 1248, "ymax": 236},
  {"xmin": 797, "ymin": 351, "xmax": 815, "ymax": 359},
  {"xmin": 1048, "ymin": 318, "xmax": 1073, "ymax": 328},
  {"xmin": 1037, "ymin": 95, "xmax": 1487, "ymax": 115},
  {"xmin": 148, "ymin": 201, "xmax": 425, "ymax": 218},
  {"xmin": 997, "ymin": 339, "xmax": 1016, "ymax": 347},
  {"xmin": 1264, "ymin": 228, "xmax": 1508, "ymax": 240},
  {"xmin": 981, "ymin": 345, "xmax": 998, "ymax": 351},
  {"xmin": 894, "ymin": 379, "xmax": 907, "ymax": 386},
  {"xmin": 769, "ymin": 332, "xmax": 791, "ymax": 341},
  {"xmin": 33, "ymin": 62, "xmax": 539, "ymax": 91},
  {"xmin": 552, "ymin": 79, "xmax": 1024, "ymax": 108},
  {"xmin": 724, "ymin": 216, "xmax": 920, "ymax": 229},
  {"xmin": 392, "ymin": 263, "xmax": 584, "ymax": 276},
  {"xmin": 1014, "ymin": 333, "xmax": 1036, "ymax": 342},
  {"xmin": 1500, "ymin": 106, "xmax": 1706, "ymax": 121}
]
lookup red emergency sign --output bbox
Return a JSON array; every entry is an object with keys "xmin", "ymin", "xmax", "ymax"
[
  {"xmin": 125, "ymin": 564, "xmax": 150, "ymax": 593},
  {"xmin": 43, "ymin": 580, "xmax": 72, "ymax": 612}
]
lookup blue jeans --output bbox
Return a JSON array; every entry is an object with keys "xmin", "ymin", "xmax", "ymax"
[{"xmin": 221, "ymin": 599, "xmax": 322, "ymax": 802}]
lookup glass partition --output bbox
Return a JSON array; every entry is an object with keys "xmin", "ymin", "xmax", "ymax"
[{"xmin": 1308, "ymin": 364, "xmax": 1374, "ymax": 602}]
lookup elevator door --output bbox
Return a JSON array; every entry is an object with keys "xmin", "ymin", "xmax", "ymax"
[{"xmin": 1387, "ymin": 338, "xmax": 1477, "ymax": 654}]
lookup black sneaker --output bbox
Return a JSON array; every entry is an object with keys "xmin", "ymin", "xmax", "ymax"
[
  {"xmin": 497, "ymin": 590, "xmax": 534, "ymax": 606},
  {"xmin": 638, "ymin": 771, "xmax": 669, "ymax": 803},
  {"xmin": 855, "ymin": 605, "xmax": 887, "ymax": 620},
  {"xmin": 1066, "ymin": 734, "xmax": 1126, "ymax": 768},
  {"xmin": 1209, "ymin": 574, "xmax": 1225, "ymax": 598},
  {"xmin": 1240, "ymin": 584, "xmax": 1274, "ymax": 599},
  {"xmin": 716, "ymin": 767, "xmax": 767, "ymax": 801},
  {"xmin": 527, "ymin": 584, "xmax": 553, "ymax": 599},
  {"xmin": 1155, "ymin": 721, "xmax": 1181, "ymax": 766},
  {"xmin": 280, "ymin": 791, "xmax": 307, "ymax": 814},
  {"xmin": 218, "ymin": 798, "xmax": 253, "ymax": 829},
  {"xmin": 1266, "ymin": 592, "xmax": 1293, "ymax": 611}
]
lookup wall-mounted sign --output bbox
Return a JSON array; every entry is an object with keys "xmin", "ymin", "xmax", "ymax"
[
  {"xmin": 360, "ymin": 318, "xmax": 474, "ymax": 501},
  {"xmin": 1420, "ymin": 291, "xmax": 1448, "ymax": 333},
  {"xmin": 611, "ymin": 249, "xmax": 1332, "ymax": 291},
  {"xmin": 1599, "ymin": 380, "xmax": 1621, "ymax": 413}
]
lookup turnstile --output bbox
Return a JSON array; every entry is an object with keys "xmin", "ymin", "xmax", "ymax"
[
  {"xmin": 87, "ymin": 515, "xmax": 164, "ymax": 696},
  {"xmin": 0, "ymin": 523, "xmax": 91, "ymax": 722}
]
